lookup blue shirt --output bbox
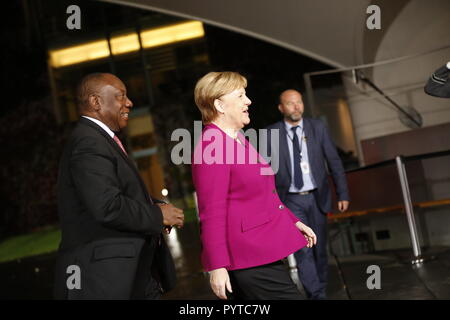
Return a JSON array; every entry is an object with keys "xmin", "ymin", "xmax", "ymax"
[{"xmin": 285, "ymin": 119, "xmax": 316, "ymax": 192}]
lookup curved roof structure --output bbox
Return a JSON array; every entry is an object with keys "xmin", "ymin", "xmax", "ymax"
[{"xmin": 102, "ymin": 0, "xmax": 449, "ymax": 68}]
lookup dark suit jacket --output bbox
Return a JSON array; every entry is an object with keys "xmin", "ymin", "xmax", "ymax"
[
  {"xmin": 265, "ymin": 118, "xmax": 350, "ymax": 214},
  {"xmin": 54, "ymin": 117, "xmax": 176, "ymax": 299},
  {"xmin": 424, "ymin": 64, "xmax": 450, "ymax": 98}
]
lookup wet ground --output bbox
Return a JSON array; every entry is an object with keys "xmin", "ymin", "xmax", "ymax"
[{"xmin": 1, "ymin": 222, "xmax": 449, "ymax": 300}]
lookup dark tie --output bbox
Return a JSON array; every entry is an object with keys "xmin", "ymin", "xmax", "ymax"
[{"xmin": 291, "ymin": 126, "xmax": 304, "ymax": 189}]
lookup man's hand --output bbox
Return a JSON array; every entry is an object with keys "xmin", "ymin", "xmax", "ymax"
[
  {"xmin": 338, "ymin": 200, "xmax": 350, "ymax": 212},
  {"xmin": 209, "ymin": 268, "xmax": 232, "ymax": 300},
  {"xmin": 157, "ymin": 203, "xmax": 184, "ymax": 229}
]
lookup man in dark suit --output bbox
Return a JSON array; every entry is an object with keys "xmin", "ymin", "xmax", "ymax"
[
  {"xmin": 265, "ymin": 89, "xmax": 350, "ymax": 300},
  {"xmin": 424, "ymin": 62, "xmax": 450, "ymax": 98},
  {"xmin": 54, "ymin": 73, "xmax": 184, "ymax": 299}
]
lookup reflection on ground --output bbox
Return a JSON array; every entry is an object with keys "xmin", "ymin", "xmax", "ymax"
[{"xmin": 0, "ymin": 221, "xmax": 449, "ymax": 299}]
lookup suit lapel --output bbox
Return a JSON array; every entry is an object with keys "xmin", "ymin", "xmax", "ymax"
[
  {"xmin": 80, "ymin": 118, "xmax": 130, "ymax": 164},
  {"xmin": 277, "ymin": 121, "xmax": 292, "ymax": 180},
  {"xmin": 79, "ymin": 118, "xmax": 152, "ymax": 203},
  {"xmin": 303, "ymin": 118, "xmax": 317, "ymax": 176}
]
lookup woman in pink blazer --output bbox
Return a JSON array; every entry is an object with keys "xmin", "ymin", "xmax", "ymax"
[{"xmin": 192, "ymin": 71, "xmax": 317, "ymax": 300}]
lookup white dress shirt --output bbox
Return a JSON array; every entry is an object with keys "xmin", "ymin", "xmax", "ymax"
[
  {"xmin": 82, "ymin": 116, "xmax": 115, "ymax": 138},
  {"xmin": 285, "ymin": 119, "xmax": 316, "ymax": 192}
]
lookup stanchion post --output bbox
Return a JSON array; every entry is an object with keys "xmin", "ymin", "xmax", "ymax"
[{"xmin": 395, "ymin": 156, "xmax": 423, "ymax": 264}]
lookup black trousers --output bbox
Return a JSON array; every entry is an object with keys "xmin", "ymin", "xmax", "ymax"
[{"xmin": 228, "ymin": 260, "xmax": 304, "ymax": 300}]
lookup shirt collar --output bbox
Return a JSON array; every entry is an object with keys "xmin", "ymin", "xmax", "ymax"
[
  {"xmin": 284, "ymin": 118, "xmax": 303, "ymax": 132},
  {"xmin": 82, "ymin": 116, "xmax": 115, "ymax": 138}
]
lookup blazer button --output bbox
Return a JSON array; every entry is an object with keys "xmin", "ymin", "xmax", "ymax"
[
  {"xmin": 278, "ymin": 204, "xmax": 284, "ymax": 210},
  {"xmin": 272, "ymin": 189, "xmax": 277, "ymax": 194}
]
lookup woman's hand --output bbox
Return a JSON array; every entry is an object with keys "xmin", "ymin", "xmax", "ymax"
[
  {"xmin": 295, "ymin": 221, "xmax": 317, "ymax": 248},
  {"xmin": 209, "ymin": 268, "xmax": 233, "ymax": 300}
]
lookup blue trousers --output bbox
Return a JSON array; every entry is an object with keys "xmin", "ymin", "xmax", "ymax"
[{"xmin": 284, "ymin": 193, "xmax": 328, "ymax": 299}]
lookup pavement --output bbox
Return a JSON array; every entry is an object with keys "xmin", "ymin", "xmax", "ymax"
[{"xmin": 1, "ymin": 221, "xmax": 449, "ymax": 300}]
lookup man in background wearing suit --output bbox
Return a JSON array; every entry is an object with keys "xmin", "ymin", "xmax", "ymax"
[
  {"xmin": 265, "ymin": 89, "xmax": 350, "ymax": 300},
  {"xmin": 54, "ymin": 73, "xmax": 184, "ymax": 299}
]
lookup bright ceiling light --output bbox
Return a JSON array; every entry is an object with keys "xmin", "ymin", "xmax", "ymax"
[
  {"xmin": 50, "ymin": 40, "xmax": 109, "ymax": 68},
  {"xmin": 110, "ymin": 33, "xmax": 140, "ymax": 55},
  {"xmin": 49, "ymin": 21, "xmax": 204, "ymax": 68},
  {"xmin": 140, "ymin": 21, "xmax": 205, "ymax": 49}
]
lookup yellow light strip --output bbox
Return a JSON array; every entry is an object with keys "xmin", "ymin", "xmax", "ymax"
[
  {"xmin": 49, "ymin": 21, "xmax": 204, "ymax": 68},
  {"xmin": 110, "ymin": 33, "xmax": 140, "ymax": 55},
  {"xmin": 50, "ymin": 40, "xmax": 109, "ymax": 68},
  {"xmin": 140, "ymin": 21, "xmax": 204, "ymax": 49}
]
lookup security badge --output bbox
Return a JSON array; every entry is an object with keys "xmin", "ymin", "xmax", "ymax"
[
  {"xmin": 300, "ymin": 161, "xmax": 310, "ymax": 174},
  {"xmin": 299, "ymin": 135, "xmax": 310, "ymax": 174}
]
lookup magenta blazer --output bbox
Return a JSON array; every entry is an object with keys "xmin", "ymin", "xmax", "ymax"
[{"xmin": 192, "ymin": 123, "xmax": 307, "ymax": 272}]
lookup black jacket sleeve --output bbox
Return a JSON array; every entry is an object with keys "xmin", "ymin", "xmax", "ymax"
[{"xmin": 319, "ymin": 121, "xmax": 350, "ymax": 202}]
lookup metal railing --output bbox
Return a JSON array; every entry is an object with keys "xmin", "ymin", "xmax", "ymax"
[{"xmin": 327, "ymin": 150, "xmax": 450, "ymax": 265}]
